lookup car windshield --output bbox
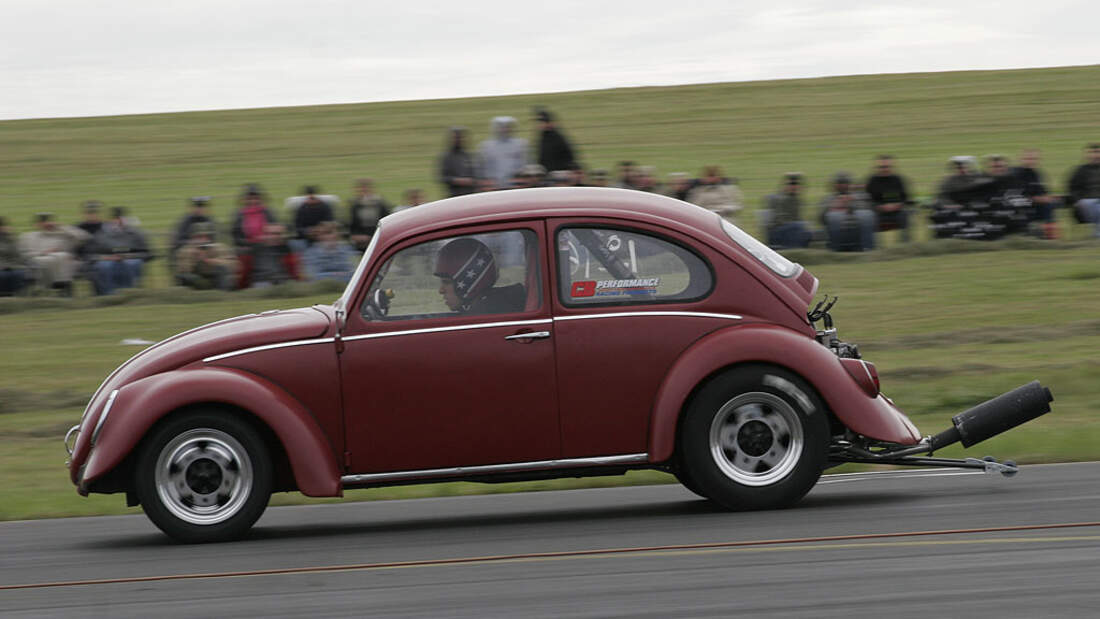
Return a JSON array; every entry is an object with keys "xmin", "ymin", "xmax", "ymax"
[{"xmin": 720, "ymin": 217, "xmax": 800, "ymax": 278}]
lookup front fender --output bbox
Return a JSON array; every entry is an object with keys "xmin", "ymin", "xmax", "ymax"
[
  {"xmin": 80, "ymin": 366, "xmax": 342, "ymax": 497},
  {"xmin": 648, "ymin": 324, "xmax": 920, "ymax": 462}
]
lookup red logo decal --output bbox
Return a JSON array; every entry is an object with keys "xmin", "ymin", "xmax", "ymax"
[{"xmin": 571, "ymin": 280, "xmax": 596, "ymax": 297}]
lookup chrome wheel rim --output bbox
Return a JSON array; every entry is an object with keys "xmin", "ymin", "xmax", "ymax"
[
  {"xmin": 154, "ymin": 428, "xmax": 252, "ymax": 526},
  {"xmin": 709, "ymin": 392, "xmax": 803, "ymax": 486}
]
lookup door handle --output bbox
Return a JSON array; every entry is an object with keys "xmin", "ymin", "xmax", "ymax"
[{"xmin": 504, "ymin": 331, "xmax": 551, "ymax": 341}]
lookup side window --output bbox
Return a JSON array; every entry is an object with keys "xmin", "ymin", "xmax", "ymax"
[
  {"xmin": 557, "ymin": 227, "xmax": 712, "ymax": 306},
  {"xmin": 363, "ymin": 229, "xmax": 539, "ymax": 320}
]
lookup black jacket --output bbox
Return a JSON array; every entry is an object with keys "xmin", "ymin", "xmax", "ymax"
[
  {"xmin": 439, "ymin": 149, "xmax": 478, "ymax": 197},
  {"xmin": 537, "ymin": 127, "xmax": 576, "ymax": 172},
  {"xmin": 864, "ymin": 174, "xmax": 910, "ymax": 208},
  {"xmin": 1068, "ymin": 163, "xmax": 1100, "ymax": 203}
]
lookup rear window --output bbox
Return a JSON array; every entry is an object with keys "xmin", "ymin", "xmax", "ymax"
[{"xmin": 720, "ymin": 218, "xmax": 800, "ymax": 277}]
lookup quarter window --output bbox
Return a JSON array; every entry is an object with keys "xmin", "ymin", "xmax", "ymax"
[{"xmin": 556, "ymin": 227, "xmax": 712, "ymax": 306}]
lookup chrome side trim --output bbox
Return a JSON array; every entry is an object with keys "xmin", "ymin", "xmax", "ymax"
[
  {"xmin": 504, "ymin": 330, "xmax": 551, "ymax": 340},
  {"xmin": 341, "ymin": 453, "xmax": 650, "ymax": 485},
  {"xmin": 203, "ymin": 337, "xmax": 336, "ymax": 363},
  {"xmin": 342, "ymin": 318, "xmax": 553, "ymax": 343},
  {"xmin": 554, "ymin": 311, "xmax": 742, "ymax": 322},
  {"xmin": 90, "ymin": 389, "xmax": 119, "ymax": 445}
]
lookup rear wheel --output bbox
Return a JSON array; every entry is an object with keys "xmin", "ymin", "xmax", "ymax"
[
  {"xmin": 679, "ymin": 366, "xmax": 828, "ymax": 510},
  {"xmin": 135, "ymin": 412, "xmax": 272, "ymax": 543}
]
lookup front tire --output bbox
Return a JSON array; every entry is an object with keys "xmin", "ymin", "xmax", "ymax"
[
  {"xmin": 135, "ymin": 412, "xmax": 272, "ymax": 543},
  {"xmin": 679, "ymin": 366, "xmax": 829, "ymax": 510}
]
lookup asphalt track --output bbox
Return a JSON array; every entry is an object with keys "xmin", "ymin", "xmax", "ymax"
[{"xmin": 3, "ymin": 462, "xmax": 1100, "ymax": 618}]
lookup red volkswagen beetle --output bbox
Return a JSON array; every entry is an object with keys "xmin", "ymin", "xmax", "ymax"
[{"xmin": 65, "ymin": 187, "xmax": 1052, "ymax": 542}]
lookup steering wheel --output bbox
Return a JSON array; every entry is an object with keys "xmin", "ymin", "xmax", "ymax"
[{"xmin": 364, "ymin": 288, "xmax": 394, "ymax": 320}]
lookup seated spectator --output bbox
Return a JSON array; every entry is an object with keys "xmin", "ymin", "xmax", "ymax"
[
  {"xmin": 303, "ymin": 222, "xmax": 356, "ymax": 283},
  {"xmin": 665, "ymin": 172, "xmax": 694, "ymax": 201},
  {"xmin": 587, "ymin": 168, "xmax": 610, "ymax": 188},
  {"xmin": 549, "ymin": 170, "xmax": 574, "ymax": 187},
  {"xmin": 615, "ymin": 161, "xmax": 639, "ymax": 190},
  {"xmin": 18, "ymin": 213, "xmax": 88, "ymax": 296},
  {"xmin": 393, "ymin": 188, "xmax": 426, "ymax": 213},
  {"xmin": 0, "ymin": 217, "xmax": 30, "ymax": 296},
  {"xmin": 510, "ymin": 164, "xmax": 546, "ymax": 189},
  {"xmin": 438, "ymin": 127, "xmax": 477, "ymax": 197},
  {"xmin": 864, "ymin": 155, "xmax": 912, "ymax": 242},
  {"xmin": 1012, "ymin": 148, "xmax": 1058, "ymax": 237},
  {"xmin": 938, "ymin": 156, "xmax": 993, "ymax": 206},
  {"xmin": 250, "ymin": 223, "xmax": 296, "ymax": 288},
  {"xmin": 687, "ymin": 166, "xmax": 744, "ymax": 221},
  {"xmin": 175, "ymin": 222, "xmax": 237, "ymax": 290},
  {"xmin": 232, "ymin": 184, "xmax": 277, "ymax": 249},
  {"xmin": 347, "ymin": 178, "xmax": 391, "ymax": 251},
  {"xmin": 762, "ymin": 173, "xmax": 812, "ymax": 249},
  {"xmin": 75, "ymin": 200, "xmax": 104, "ymax": 237},
  {"xmin": 820, "ymin": 173, "xmax": 876, "ymax": 251},
  {"xmin": 172, "ymin": 196, "xmax": 217, "ymax": 258},
  {"xmin": 1067, "ymin": 143, "xmax": 1100, "ymax": 237},
  {"xmin": 88, "ymin": 207, "xmax": 151, "ymax": 295},
  {"xmin": 293, "ymin": 185, "xmax": 336, "ymax": 247},
  {"xmin": 633, "ymin": 165, "xmax": 662, "ymax": 193}
]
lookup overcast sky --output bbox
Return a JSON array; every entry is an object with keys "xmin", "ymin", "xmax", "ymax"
[{"xmin": 2, "ymin": 0, "xmax": 1097, "ymax": 120}]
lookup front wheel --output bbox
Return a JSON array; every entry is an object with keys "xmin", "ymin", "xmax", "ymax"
[
  {"xmin": 134, "ymin": 412, "xmax": 272, "ymax": 543},
  {"xmin": 679, "ymin": 366, "xmax": 829, "ymax": 510}
]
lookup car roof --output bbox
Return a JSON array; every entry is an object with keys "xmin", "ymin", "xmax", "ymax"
[{"xmin": 381, "ymin": 187, "xmax": 725, "ymax": 241}]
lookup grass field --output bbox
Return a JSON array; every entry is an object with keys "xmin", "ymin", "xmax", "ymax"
[{"xmin": 2, "ymin": 65, "xmax": 1100, "ymax": 521}]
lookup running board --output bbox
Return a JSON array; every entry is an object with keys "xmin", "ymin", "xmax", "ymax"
[{"xmin": 341, "ymin": 453, "xmax": 651, "ymax": 486}]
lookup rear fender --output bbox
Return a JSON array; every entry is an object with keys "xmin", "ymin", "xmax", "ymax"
[
  {"xmin": 648, "ymin": 324, "xmax": 920, "ymax": 462},
  {"xmin": 81, "ymin": 367, "xmax": 342, "ymax": 497}
]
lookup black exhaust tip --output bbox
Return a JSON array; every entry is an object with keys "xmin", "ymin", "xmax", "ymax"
[{"xmin": 950, "ymin": 381, "xmax": 1053, "ymax": 448}]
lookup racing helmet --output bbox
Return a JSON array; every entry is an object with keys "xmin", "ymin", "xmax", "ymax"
[{"xmin": 434, "ymin": 237, "xmax": 498, "ymax": 303}]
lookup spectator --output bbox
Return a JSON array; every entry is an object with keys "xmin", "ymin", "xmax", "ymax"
[
  {"xmin": 347, "ymin": 178, "xmax": 391, "ymax": 251},
  {"xmin": 89, "ymin": 207, "xmax": 151, "ymax": 295},
  {"xmin": 1012, "ymin": 148, "xmax": 1058, "ymax": 237},
  {"xmin": 938, "ymin": 156, "xmax": 993, "ymax": 206},
  {"xmin": 534, "ymin": 107, "xmax": 577, "ymax": 173},
  {"xmin": 762, "ymin": 173, "xmax": 812, "ymax": 249},
  {"xmin": 438, "ymin": 127, "xmax": 477, "ymax": 197},
  {"xmin": 633, "ymin": 165, "xmax": 662, "ymax": 193},
  {"xmin": 820, "ymin": 172, "xmax": 876, "ymax": 251},
  {"xmin": 864, "ymin": 155, "xmax": 912, "ymax": 242},
  {"xmin": 171, "ymin": 196, "xmax": 216, "ymax": 257},
  {"xmin": 175, "ymin": 222, "xmax": 237, "ymax": 290},
  {"xmin": 1067, "ymin": 143, "xmax": 1100, "ymax": 236},
  {"xmin": 75, "ymin": 200, "xmax": 104, "ymax": 236},
  {"xmin": 232, "ymin": 184, "xmax": 277, "ymax": 249},
  {"xmin": 549, "ymin": 170, "xmax": 574, "ymax": 187},
  {"xmin": 616, "ymin": 160, "xmax": 639, "ymax": 190},
  {"xmin": 478, "ymin": 116, "xmax": 528, "ymax": 188},
  {"xmin": 392, "ymin": 188, "xmax": 426, "ymax": 213},
  {"xmin": 588, "ymin": 168, "xmax": 610, "ymax": 188},
  {"xmin": 687, "ymin": 166, "xmax": 744, "ymax": 220},
  {"xmin": 293, "ymin": 185, "xmax": 335, "ymax": 246},
  {"xmin": 665, "ymin": 172, "xmax": 694, "ymax": 201},
  {"xmin": 511, "ymin": 164, "xmax": 546, "ymax": 189},
  {"xmin": 250, "ymin": 223, "xmax": 295, "ymax": 287},
  {"xmin": 18, "ymin": 212, "xmax": 88, "ymax": 296},
  {"xmin": 0, "ymin": 217, "xmax": 30, "ymax": 296},
  {"xmin": 303, "ymin": 222, "xmax": 356, "ymax": 283}
]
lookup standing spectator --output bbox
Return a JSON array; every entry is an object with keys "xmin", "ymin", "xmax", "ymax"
[
  {"xmin": 347, "ymin": 178, "xmax": 391, "ymax": 251},
  {"xmin": 438, "ymin": 127, "xmax": 477, "ymax": 197},
  {"xmin": 864, "ymin": 155, "xmax": 912, "ymax": 242},
  {"xmin": 665, "ymin": 172, "xmax": 694, "ymax": 201},
  {"xmin": 18, "ymin": 213, "xmax": 88, "ymax": 296},
  {"xmin": 820, "ymin": 172, "xmax": 876, "ymax": 251},
  {"xmin": 175, "ymin": 222, "xmax": 237, "ymax": 290},
  {"xmin": 1067, "ymin": 143, "xmax": 1100, "ymax": 236},
  {"xmin": 89, "ymin": 207, "xmax": 151, "ymax": 295},
  {"xmin": 478, "ymin": 116, "xmax": 528, "ymax": 188},
  {"xmin": 303, "ymin": 222, "xmax": 356, "ymax": 283},
  {"xmin": 392, "ymin": 188, "xmax": 426, "ymax": 213},
  {"xmin": 533, "ymin": 107, "xmax": 577, "ymax": 173},
  {"xmin": 633, "ymin": 165, "xmax": 662, "ymax": 193},
  {"xmin": 171, "ymin": 196, "xmax": 216, "ymax": 257},
  {"xmin": 232, "ymin": 184, "xmax": 277, "ymax": 249},
  {"xmin": 687, "ymin": 166, "xmax": 744, "ymax": 221},
  {"xmin": 250, "ymin": 224, "xmax": 295, "ymax": 287},
  {"xmin": 616, "ymin": 161, "xmax": 639, "ymax": 190},
  {"xmin": 1012, "ymin": 148, "xmax": 1058, "ymax": 237},
  {"xmin": 762, "ymin": 173, "xmax": 812, "ymax": 249},
  {"xmin": 0, "ymin": 217, "xmax": 30, "ymax": 296},
  {"xmin": 293, "ymin": 185, "xmax": 335, "ymax": 246}
]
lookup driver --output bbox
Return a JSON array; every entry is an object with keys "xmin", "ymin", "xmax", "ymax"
[{"xmin": 434, "ymin": 237, "xmax": 526, "ymax": 315}]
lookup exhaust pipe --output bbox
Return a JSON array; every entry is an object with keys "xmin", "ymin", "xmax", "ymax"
[{"xmin": 930, "ymin": 381, "xmax": 1053, "ymax": 451}]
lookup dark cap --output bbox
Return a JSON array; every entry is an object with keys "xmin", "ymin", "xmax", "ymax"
[
  {"xmin": 243, "ymin": 183, "xmax": 263, "ymax": 197},
  {"xmin": 302, "ymin": 185, "xmax": 320, "ymax": 195},
  {"xmin": 82, "ymin": 200, "xmax": 102, "ymax": 213},
  {"xmin": 35, "ymin": 212, "xmax": 54, "ymax": 223},
  {"xmin": 111, "ymin": 206, "xmax": 127, "ymax": 219},
  {"xmin": 190, "ymin": 196, "xmax": 211, "ymax": 207},
  {"xmin": 832, "ymin": 171, "xmax": 853, "ymax": 185},
  {"xmin": 534, "ymin": 108, "xmax": 553, "ymax": 123}
]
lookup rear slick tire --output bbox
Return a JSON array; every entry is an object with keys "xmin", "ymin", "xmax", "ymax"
[
  {"xmin": 679, "ymin": 366, "xmax": 829, "ymax": 511},
  {"xmin": 134, "ymin": 412, "xmax": 272, "ymax": 543}
]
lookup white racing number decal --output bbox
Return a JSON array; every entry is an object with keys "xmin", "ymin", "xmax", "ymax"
[
  {"xmin": 763, "ymin": 374, "xmax": 816, "ymax": 414},
  {"xmin": 570, "ymin": 278, "xmax": 660, "ymax": 298}
]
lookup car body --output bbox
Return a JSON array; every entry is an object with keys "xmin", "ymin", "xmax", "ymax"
[{"xmin": 66, "ymin": 187, "xmax": 925, "ymax": 543}]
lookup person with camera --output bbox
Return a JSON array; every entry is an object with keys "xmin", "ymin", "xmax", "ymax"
[
  {"xmin": 88, "ymin": 206, "xmax": 151, "ymax": 295},
  {"xmin": 820, "ymin": 172, "xmax": 876, "ymax": 251},
  {"xmin": 175, "ymin": 222, "xmax": 237, "ymax": 291},
  {"xmin": 762, "ymin": 173, "xmax": 813, "ymax": 249}
]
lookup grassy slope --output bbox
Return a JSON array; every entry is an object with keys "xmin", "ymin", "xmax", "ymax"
[{"xmin": 2, "ymin": 65, "xmax": 1100, "ymax": 520}]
